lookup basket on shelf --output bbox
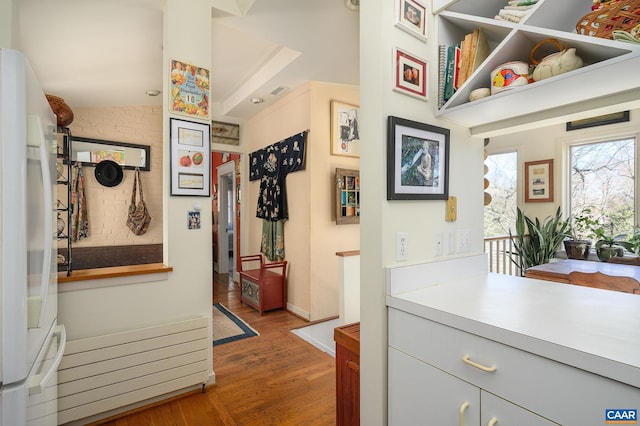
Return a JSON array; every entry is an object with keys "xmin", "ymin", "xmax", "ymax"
[{"xmin": 576, "ymin": 0, "xmax": 640, "ymax": 39}]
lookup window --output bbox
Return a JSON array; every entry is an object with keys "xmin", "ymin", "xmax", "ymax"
[
  {"xmin": 484, "ymin": 151, "xmax": 517, "ymax": 237},
  {"xmin": 569, "ymin": 137, "xmax": 636, "ymax": 237}
]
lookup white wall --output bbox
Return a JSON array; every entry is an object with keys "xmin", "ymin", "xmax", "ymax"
[
  {"xmin": 57, "ymin": 0, "xmax": 214, "ymax": 383},
  {"xmin": 65, "ymin": 106, "xmax": 164, "ymax": 248},
  {"xmin": 359, "ymin": 2, "xmax": 484, "ymax": 424}
]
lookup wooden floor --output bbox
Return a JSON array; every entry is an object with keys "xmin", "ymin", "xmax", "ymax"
[{"xmin": 92, "ymin": 271, "xmax": 336, "ymax": 425}]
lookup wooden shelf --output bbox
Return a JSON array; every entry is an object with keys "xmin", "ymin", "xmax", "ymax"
[{"xmin": 58, "ymin": 263, "xmax": 173, "ymax": 283}]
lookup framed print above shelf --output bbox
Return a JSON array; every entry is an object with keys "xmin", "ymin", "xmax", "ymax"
[{"xmin": 170, "ymin": 118, "xmax": 211, "ymax": 196}]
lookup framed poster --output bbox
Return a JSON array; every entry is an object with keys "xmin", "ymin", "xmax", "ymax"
[
  {"xmin": 330, "ymin": 101, "xmax": 360, "ymax": 157},
  {"xmin": 170, "ymin": 118, "xmax": 211, "ymax": 196},
  {"xmin": 387, "ymin": 116, "xmax": 449, "ymax": 200},
  {"xmin": 396, "ymin": 0, "xmax": 427, "ymax": 41},
  {"xmin": 393, "ymin": 47, "xmax": 428, "ymax": 101},
  {"xmin": 169, "ymin": 59, "xmax": 210, "ymax": 118},
  {"xmin": 525, "ymin": 159, "xmax": 554, "ymax": 202}
]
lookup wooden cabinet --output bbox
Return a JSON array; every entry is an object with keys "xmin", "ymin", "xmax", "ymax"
[
  {"xmin": 238, "ymin": 255, "xmax": 287, "ymax": 315},
  {"xmin": 388, "ymin": 307, "xmax": 640, "ymax": 425},
  {"xmin": 334, "ymin": 322, "xmax": 360, "ymax": 426},
  {"xmin": 435, "ymin": 0, "xmax": 640, "ymax": 131},
  {"xmin": 335, "ymin": 168, "xmax": 360, "ymax": 225}
]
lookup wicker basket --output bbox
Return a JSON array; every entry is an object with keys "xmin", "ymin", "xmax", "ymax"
[{"xmin": 576, "ymin": 0, "xmax": 640, "ymax": 39}]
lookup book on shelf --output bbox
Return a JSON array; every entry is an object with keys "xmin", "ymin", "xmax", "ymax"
[
  {"xmin": 443, "ymin": 43, "xmax": 459, "ymax": 103},
  {"xmin": 457, "ymin": 28, "xmax": 490, "ymax": 89},
  {"xmin": 438, "ymin": 46, "xmax": 445, "ymax": 107}
]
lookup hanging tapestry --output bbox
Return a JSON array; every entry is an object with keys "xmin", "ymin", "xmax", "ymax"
[
  {"xmin": 249, "ymin": 131, "xmax": 307, "ymax": 221},
  {"xmin": 249, "ymin": 131, "xmax": 307, "ymax": 260}
]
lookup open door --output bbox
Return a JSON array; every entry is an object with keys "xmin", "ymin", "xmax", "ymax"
[{"xmin": 216, "ymin": 161, "xmax": 236, "ymax": 276}]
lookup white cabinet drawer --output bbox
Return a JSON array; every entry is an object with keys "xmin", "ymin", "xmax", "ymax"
[
  {"xmin": 482, "ymin": 391, "xmax": 557, "ymax": 426},
  {"xmin": 389, "ymin": 347, "xmax": 480, "ymax": 425},
  {"xmin": 389, "ymin": 308, "xmax": 640, "ymax": 425}
]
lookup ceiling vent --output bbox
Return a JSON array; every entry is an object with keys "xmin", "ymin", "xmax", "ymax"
[
  {"xmin": 345, "ymin": 0, "xmax": 359, "ymax": 11},
  {"xmin": 269, "ymin": 86, "xmax": 289, "ymax": 96}
]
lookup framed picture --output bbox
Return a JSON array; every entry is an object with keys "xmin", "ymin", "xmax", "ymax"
[
  {"xmin": 393, "ymin": 47, "xmax": 428, "ymax": 101},
  {"xmin": 169, "ymin": 59, "xmax": 210, "ymax": 118},
  {"xmin": 566, "ymin": 111, "xmax": 629, "ymax": 131},
  {"xmin": 211, "ymin": 121, "xmax": 240, "ymax": 145},
  {"xmin": 387, "ymin": 116, "xmax": 449, "ymax": 200},
  {"xmin": 525, "ymin": 159, "xmax": 554, "ymax": 203},
  {"xmin": 170, "ymin": 118, "xmax": 211, "ymax": 196},
  {"xmin": 331, "ymin": 101, "xmax": 360, "ymax": 157},
  {"xmin": 395, "ymin": 0, "xmax": 427, "ymax": 41}
]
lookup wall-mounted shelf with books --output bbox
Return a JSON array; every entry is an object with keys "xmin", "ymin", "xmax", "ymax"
[{"xmin": 435, "ymin": 0, "xmax": 640, "ymax": 134}]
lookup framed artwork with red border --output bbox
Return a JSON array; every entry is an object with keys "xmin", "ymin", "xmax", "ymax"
[{"xmin": 393, "ymin": 47, "xmax": 428, "ymax": 101}]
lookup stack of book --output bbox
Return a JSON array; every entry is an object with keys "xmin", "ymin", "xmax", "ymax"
[{"xmin": 438, "ymin": 27, "xmax": 490, "ymax": 109}]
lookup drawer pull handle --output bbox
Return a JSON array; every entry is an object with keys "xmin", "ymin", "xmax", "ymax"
[
  {"xmin": 459, "ymin": 401, "xmax": 469, "ymax": 426},
  {"xmin": 463, "ymin": 355, "xmax": 497, "ymax": 372},
  {"xmin": 346, "ymin": 360, "xmax": 360, "ymax": 372},
  {"xmin": 488, "ymin": 417, "xmax": 498, "ymax": 426}
]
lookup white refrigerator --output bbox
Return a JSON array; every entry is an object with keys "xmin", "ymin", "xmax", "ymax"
[{"xmin": 0, "ymin": 48, "xmax": 66, "ymax": 426}]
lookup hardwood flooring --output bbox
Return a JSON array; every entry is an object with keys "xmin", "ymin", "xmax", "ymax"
[{"xmin": 92, "ymin": 272, "xmax": 336, "ymax": 426}]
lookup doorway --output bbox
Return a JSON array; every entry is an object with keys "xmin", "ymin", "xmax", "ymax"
[{"xmin": 214, "ymin": 156, "xmax": 239, "ymax": 280}]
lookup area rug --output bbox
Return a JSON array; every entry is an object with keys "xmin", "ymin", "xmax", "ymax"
[{"xmin": 212, "ymin": 303, "xmax": 259, "ymax": 346}]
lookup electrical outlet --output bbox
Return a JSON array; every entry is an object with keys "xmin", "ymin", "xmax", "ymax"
[
  {"xmin": 397, "ymin": 232, "xmax": 408, "ymax": 261},
  {"xmin": 434, "ymin": 232, "xmax": 443, "ymax": 256}
]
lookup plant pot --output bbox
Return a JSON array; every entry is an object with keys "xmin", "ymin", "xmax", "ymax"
[
  {"xmin": 596, "ymin": 246, "xmax": 624, "ymax": 262},
  {"xmin": 563, "ymin": 240, "xmax": 591, "ymax": 260}
]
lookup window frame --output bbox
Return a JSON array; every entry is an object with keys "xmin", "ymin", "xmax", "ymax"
[{"xmin": 561, "ymin": 126, "xmax": 640, "ymax": 231}]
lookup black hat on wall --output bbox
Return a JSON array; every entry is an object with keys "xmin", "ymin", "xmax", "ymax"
[{"xmin": 95, "ymin": 160, "xmax": 124, "ymax": 187}]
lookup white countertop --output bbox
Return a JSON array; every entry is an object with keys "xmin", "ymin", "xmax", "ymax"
[{"xmin": 386, "ymin": 256, "xmax": 640, "ymax": 388}]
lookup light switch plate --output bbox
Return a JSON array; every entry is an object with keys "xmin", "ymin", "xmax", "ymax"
[{"xmin": 446, "ymin": 196, "xmax": 457, "ymax": 222}]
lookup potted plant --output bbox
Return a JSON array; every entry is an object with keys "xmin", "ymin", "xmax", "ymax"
[
  {"xmin": 592, "ymin": 222, "xmax": 632, "ymax": 262},
  {"xmin": 564, "ymin": 208, "xmax": 598, "ymax": 260},
  {"xmin": 509, "ymin": 207, "xmax": 570, "ymax": 276}
]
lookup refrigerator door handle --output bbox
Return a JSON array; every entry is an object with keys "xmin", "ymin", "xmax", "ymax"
[
  {"xmin": 26, "ymin": 115, "xmax": 54, "ymax": 329},
  {"xmin": 28, "ymin": 324, "xmax": 66, "ymax": 395}
]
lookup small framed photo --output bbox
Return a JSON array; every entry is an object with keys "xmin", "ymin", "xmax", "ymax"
[
  {"xmin": 387, "ymin": 116, "xmax": 449, "ymax": 200},
  {"xmin": 396, "ymin": 0, "xmax": 427, "ymax": 41},
  {"xmin": 170, "ymin": 118, "xmax": 211, "ymax": 196},
  {"xmin": 393, "ymin": 47, "xmax": 428, "ymax": 101},
  {"xmin": 331, "ymin": 101, "xmax": 360, "ymax": 157},
  {"xmin": 525, "ymin": 159, "xmax": 554, "ymax": 203}
]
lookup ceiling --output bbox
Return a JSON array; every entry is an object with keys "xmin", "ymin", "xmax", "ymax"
[{"xmin": 18, "ymin": 0, "xmax": 360, "ymax": 122}]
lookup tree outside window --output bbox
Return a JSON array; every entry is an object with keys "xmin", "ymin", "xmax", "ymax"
[
  {"xmin": 484, "ymin": 151, "xmax": 517, "ymax": 237},
  {"xmin": 569, "ymin": 138, "xmax": 636, "ymax": 238}
]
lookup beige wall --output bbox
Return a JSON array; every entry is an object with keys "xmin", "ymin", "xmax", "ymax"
[
  {"xmin": 487, "ymin": 109, "xmax": 639, "ymax": 222},
  {"xmin": 63, "ymin": 105, "xmax": 163, "ymax": 248},
  {"xmin": 244, "ymin": 81, "xmax": 360, "ymax": 321}
]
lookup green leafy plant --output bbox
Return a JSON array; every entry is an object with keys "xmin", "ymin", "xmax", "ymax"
[
  {"xmin": 568, "ymin": 208, "xmax": 599, "ymax": 241},
  {"xmin": 592, "ymin": 222, "xmax": 632, "ymax": 251},
  {"xmin": 509, "ymin": 206, "xmax": 571, "ymax": 276}
]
